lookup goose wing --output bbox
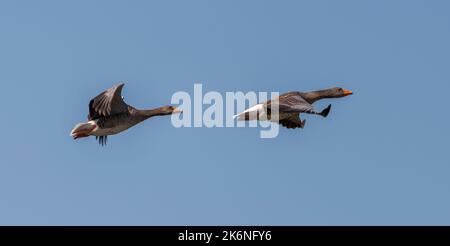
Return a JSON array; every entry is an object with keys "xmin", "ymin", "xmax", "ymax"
[
  {"xmin": 266, "ymin": 92, "xmax": 315, "ymax": 114},
  {"xmin": 88, "ymin": 83, "xmax": 129, "ymax": 120},
  {"xmin": 279, "ymin": 113, "xmax": 305, "ymax": 129}
]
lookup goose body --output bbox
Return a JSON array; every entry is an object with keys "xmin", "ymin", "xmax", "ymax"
[
  {"xmin": 234, "ymin": 87, "xmax": 353, "ymax": 129},
  {"xmin": 70, "ymin": 83, "xmax": 181, "ymax": 145},
  {"xmin": 234, "ymin": 103, "xmax": 295, "ymax": 122},
  {"xmin": 234, "ymin": 104, "xmax": 266, "ymax": 121}
]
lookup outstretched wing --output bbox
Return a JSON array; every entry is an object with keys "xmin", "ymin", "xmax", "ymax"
[
  {"xmin": 278, "ymin": 113, "xmax": 305, "ymax": 129},
  {"xmin": 271, "ymin": 92, "xmax": 314, "ymax": 113},
  {"xmin": 267, "ymin": 92, "xmax": 315, "ymax": 114},
  {"xmin": 88, "ymin": 83, "xmax": 129, "ymax": 120}
]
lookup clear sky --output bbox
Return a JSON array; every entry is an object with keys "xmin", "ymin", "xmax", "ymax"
[{"xmin": 0, "ymin": 0, "xmax": 449, "ymax": 225}]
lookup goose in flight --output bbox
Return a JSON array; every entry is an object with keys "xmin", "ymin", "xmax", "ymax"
[
  {"xmin": 70, "ymin": 83, "xmax": 182, "ymax": 145},
  {"xmin": 234, "ymin": 87, "xmax": 352, "ymax": 129}
]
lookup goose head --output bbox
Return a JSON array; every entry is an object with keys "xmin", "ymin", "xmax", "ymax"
[
  {"xmin": 159, "ymin": 106, "xmax": 183, "ymax": 115},
  {"xmin": 319, "ymin": 87, "xmax": 353, "ymax": 98}
]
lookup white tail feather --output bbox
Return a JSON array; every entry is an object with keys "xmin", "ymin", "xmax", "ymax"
[
  {"xmin": 70, "ymin": 121, "xmax": 96, "ymax": 136},
  {"xmin": 234, "ymin": 104, "xmax": 264, "ymax": 121}
]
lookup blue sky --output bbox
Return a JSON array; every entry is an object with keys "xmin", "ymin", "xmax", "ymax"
[{"xmin": 0, "ymin": 0, "xmax": 449, "ymax": 225}]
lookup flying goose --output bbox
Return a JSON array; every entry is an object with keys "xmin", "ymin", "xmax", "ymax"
[
  {"xmin": 234, "ymin": 87, "xmax": 353, "ymax": 129},
  {"xmin": 70, "ymin": 83, "xmax": 182, "ymax": 145}
]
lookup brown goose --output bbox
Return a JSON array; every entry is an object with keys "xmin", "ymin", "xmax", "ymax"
[
  {"xmin": 234, "ymin": 87, "xmax": 353, "ymax": 129},
  {"xmin": 70, "ymin": 83, "xmax": 182, "ymax": 145}
]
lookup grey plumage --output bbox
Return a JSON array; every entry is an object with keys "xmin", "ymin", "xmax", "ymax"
[
  {"xmin": 240, "ymin": 87, "xmax": 353, "ymax": 129},
  {"xmin": 88, "ymin": 83, "xmax": 129, "ymax": 121},
  {"xmin": 72, "ymin": 83, "xmax": 180, "ymax": 145}
]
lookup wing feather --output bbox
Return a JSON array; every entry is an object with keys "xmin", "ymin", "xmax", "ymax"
[
  {"xmin": 278, "ymin": 113, "xmax": 305, "ymax": 129},
  {"xmin": 266, "ymin": 92, "xmax": 315, "ymax": 113},
  {"xmin": 88, "ymin": 83, "xmax": 129, "ymax": 120}
]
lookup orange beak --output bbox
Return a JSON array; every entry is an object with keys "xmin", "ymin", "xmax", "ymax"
[
  {"xmin": 172, "ymin": 107, "xmax": 183, "ymax": 114},
  {"xmin": 342, "ymin": 89, "xmax": 353, "ymax": 96}
]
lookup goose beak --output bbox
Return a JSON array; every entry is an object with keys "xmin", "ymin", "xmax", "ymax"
[
  {"xmin": 172, "ymin": 107, "xmax": 183, "ymax": 114},
  {"xmin": 342, "ymin": 89, "xmax": 353, "ymax": 96}
]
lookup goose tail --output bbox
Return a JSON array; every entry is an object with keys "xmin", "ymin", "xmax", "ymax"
[{"xmin": 70, "ymin": 121, "xmax": 97, "ymax": 139}]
